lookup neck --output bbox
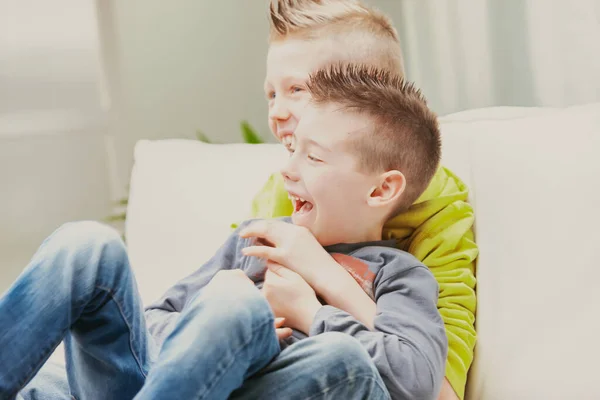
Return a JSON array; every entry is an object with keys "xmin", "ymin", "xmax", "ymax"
[{"xmin": 318, "ymin": 222, "xmax": 384, "ymax": 246}]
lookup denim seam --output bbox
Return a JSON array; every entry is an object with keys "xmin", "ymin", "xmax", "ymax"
[
  {"xmin": 95, "ymin": 285, "xmax": 148, "ymax": 379},
  {"xmin": 195, "ymin": 317, "xmax": 274, "ymax": 400},
  {"xmin": 304, "ymin": 373, "xmax": 390, "ymax": 400}
]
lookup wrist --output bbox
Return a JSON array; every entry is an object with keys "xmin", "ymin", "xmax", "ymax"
[
  {"xmin": 297, "ymin": 299, "xmax": 322, "ymax": 335},
  {"xmin": 313, "ymin": 259, "xmax": 344, "ymax": 295}
]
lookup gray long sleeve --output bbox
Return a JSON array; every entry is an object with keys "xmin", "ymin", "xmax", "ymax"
[{"xmin": 308, "ymin": 248, "xmax": 448, "ymax": 400}]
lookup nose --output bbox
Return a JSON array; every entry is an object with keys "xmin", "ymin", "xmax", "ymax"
[
  {"xmin": 280, "ymin": 156, "xmax": 300, "ymax": 183},
  {"xmin": 269, "ymin": 97, "xmax": 291, "ymax": 123}
]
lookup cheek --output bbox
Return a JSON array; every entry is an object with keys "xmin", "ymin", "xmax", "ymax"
[
  {"xmin": 312, "ymin": 172, "xmax": 354, "ymax": 209},
  {"xmin": 289, "ymin": 97, "xmax": 310, "ymax": 123},
  {"xmin": 317, "ymin": 174, "xmax": 368, "ymax": 211},
  {"xmin": 268, "ymin": 118, "xmax": 278, "ymax": 139}
]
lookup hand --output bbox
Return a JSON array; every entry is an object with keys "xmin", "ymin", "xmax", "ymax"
[
  {"xmin": 240, "ymin": 220, "xmax": 336, "ymax": 287},
  {"xmin": 437, "ymin": 378, "xmax": 459, "ymax": 400},
  {"xmin": 274, "ymin": 317, "xmax": 293, "ymax": 340},
  {"xmin": 262, "ymin": 261, "xmax": 322, "ymax": 334}
]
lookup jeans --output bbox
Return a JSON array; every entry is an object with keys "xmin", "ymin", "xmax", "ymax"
[{"xmin": 1, "ymin": 221, "xmax": 390, "ymax": 400}]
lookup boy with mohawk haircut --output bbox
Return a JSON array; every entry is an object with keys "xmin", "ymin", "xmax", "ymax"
[
  {"xmin": 4, "ymin": 64, "xmax": 446, "ymax": 399},
  {"xmin": 250, "ymin": 1, "xmax": 478, "ymax": 399}
]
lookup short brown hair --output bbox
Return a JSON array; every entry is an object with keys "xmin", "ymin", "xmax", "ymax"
[
  {"xmin": 268, "ymin": 0, "xmax": 404, "ymax": 74},
  {"xmin": 307, "ymin": 64, "xmax": 441, "ymax": 214}
]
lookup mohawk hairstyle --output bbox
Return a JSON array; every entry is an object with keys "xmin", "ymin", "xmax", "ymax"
[
  {"xmin": 307, "ymin": 64, "xmax": 441, "ymax": 213},
  {"xmin": 269, "ymin": 0, "xmax": 397, "ymax": 40},
  {"xmin": 268, "ymin": 0, "xmax": 404, "ymax": 73}
]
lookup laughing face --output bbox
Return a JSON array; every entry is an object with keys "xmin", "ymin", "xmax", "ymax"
[
  {"xmin": 265, "ymin": 37, "xmax": 342, "ymax": 149},
  {"xmin": 280, "ymin": 104, "xmax": 384, "ymax": 246}
]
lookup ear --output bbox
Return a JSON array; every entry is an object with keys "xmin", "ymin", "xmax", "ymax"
[{"xmin": 367, "ymin": 170, "xmax": 406, "ymax": 209}]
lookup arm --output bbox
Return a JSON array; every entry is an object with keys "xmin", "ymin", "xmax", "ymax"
[
  {"xmin": 312, "ymin": 260, "xmax": 377, "ymax": 330},
  {"xmin": 314, "ymin": 256, "xmax": 459, "ymax": 400},
  {"xmin": 309, "ymin": 261, "xmax": 447, "ymax": 400},
  {"xmin": 144, "ymin": 222, "xmax": 250, "ymax": 346}
]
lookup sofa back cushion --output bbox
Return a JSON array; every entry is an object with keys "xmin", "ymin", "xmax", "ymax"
[{"xmin": 126, "ymin": 104, "xmax": 600, "ymax": 399}]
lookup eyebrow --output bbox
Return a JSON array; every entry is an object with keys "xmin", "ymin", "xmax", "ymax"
[
  {"xmin": 264, "ymin": 75, "xmax": 307, "ymax": 91},
  {"xmin": 306, "ymin": 138, "xmax": 331, "ymax": 152}
]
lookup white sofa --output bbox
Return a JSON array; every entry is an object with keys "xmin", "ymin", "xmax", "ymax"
[{"xmin": 53, "ymin": 104, "xmax": 600, "ymax": 399}]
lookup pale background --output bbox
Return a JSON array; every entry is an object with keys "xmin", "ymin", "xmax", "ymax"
[{"xmin": 1, "ymin": 0, "xmax": 599, "ymax": 290}]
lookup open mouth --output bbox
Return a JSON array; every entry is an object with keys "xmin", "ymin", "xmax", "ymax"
[{"xmin": 289, "ymin": 194, "xmax": 314, "ymax": 214}]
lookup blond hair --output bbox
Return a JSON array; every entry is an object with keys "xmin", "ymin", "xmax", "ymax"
[
  {"xmin": 269, "ymin": 0, "xmax": 405, "ymax": 74},
  {"xmin": 307, "ymin": 64, "xmax": 441, "ymax": 214}
]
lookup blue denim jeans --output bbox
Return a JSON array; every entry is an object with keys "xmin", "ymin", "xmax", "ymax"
[{"xmin": 1, "ymin": 222, "xmax": 390, "ymax": 400}]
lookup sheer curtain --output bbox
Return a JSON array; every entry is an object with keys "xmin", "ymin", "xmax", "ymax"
[{"xmin": 372, "ymin": 0, "xmax": 600, "ymax": 116}]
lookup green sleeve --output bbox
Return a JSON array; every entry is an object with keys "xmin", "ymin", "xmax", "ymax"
[
  {"xmin": 230, "ymin": 173, "xmax": 293, "ymax": 230},
  {"xmin": 250, "ymin": 173, "xmax": 294, "ymax": 219},
  {"xmin": 383, "ymin": 166, "xmax": 477, "ymax": 400}
]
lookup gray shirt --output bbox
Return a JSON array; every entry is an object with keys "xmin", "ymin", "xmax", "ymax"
[{"xmin": 145, "ymin": 219, "xmax": 447, "ymax": 399}]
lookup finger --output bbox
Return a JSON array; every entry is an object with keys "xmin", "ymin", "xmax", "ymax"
[
  {"xmin": 241, "ymin": 245, "xmax": 281, "ymax": 262},
  {"xmin": 239, "ymin": 220, "xmax": 285, "ymax": 244},
  {"xmin": 274, "ymin": 317, "xmax": 286, "ymax": 328},
  {"xmin": 238, "ymin": 220, "xmax": 270, "ymax": 238},
  {"xmin": 276, "ymin": 327, "xmax": 293, "ymax": 340}
]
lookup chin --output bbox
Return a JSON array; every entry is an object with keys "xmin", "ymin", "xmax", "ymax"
[
  {"xmin": 291, "ymin": 213, "xmax": 310, "ymax": 228},
  {"xmin": 291, "ymin": 213, "xmax": 319, "ymax": 236},
  {"xmin": 292, "ymin": 214, "xmax": 333, "ymax": 246}
]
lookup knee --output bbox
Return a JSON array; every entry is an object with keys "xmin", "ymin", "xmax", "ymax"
[
  {"xmin": 54, "ymin": 220, "xmax": 122, "ymax": 247},
  {"xmin": 49, "ymin": 221, "xmax": 124, "ymax": 255},
  {"xmin": 186, "ymin": 283, "xmax": 273, "ymax": 334},
  {"xmin": 42, "ymin": 221, "xmax": 128, "ymax": 274}
]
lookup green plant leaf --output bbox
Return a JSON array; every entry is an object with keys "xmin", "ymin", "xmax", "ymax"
[
  {"xmin": 240, "ymin": 121, "xmax": 263, "ymax": 144},
  {"xmin": 115, "ymin": 197, "xmax": 128, "ymax": 207},
  {"xmin": 105, "ymin": 212, "xmax": 127, "ymax": 222},
  {"xmin": 196, "ymin": 130, "xmax": 212, "ymax": 143}
]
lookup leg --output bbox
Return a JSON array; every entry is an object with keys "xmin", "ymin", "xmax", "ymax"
[
  {"xmin": 0, "ymin": 221, "xmax": 153, "ymax": 399},
  {"xmin": 231, "ymin": 332, "xmax": 391, "ymax": 400},
  {"xmin": 135, "ymin": 284, "xmax": 280, "ymax": 400},
  {"xmin": 16, "ymin": 362, "xmax": 71, "ymax": 400}
]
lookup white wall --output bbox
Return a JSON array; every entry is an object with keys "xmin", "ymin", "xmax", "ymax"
[
  {"xmin": 0, "ymin": 0, "xmax": 110, "ymax": 291},
  {"xmin": 101, "ymin": 0, "xmax": 272, "ymax": 193}
]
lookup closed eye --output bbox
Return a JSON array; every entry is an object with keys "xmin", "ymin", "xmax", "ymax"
[{"xmin": 308, "ymin": 154, "xmax": 322, "ymax": 162}]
